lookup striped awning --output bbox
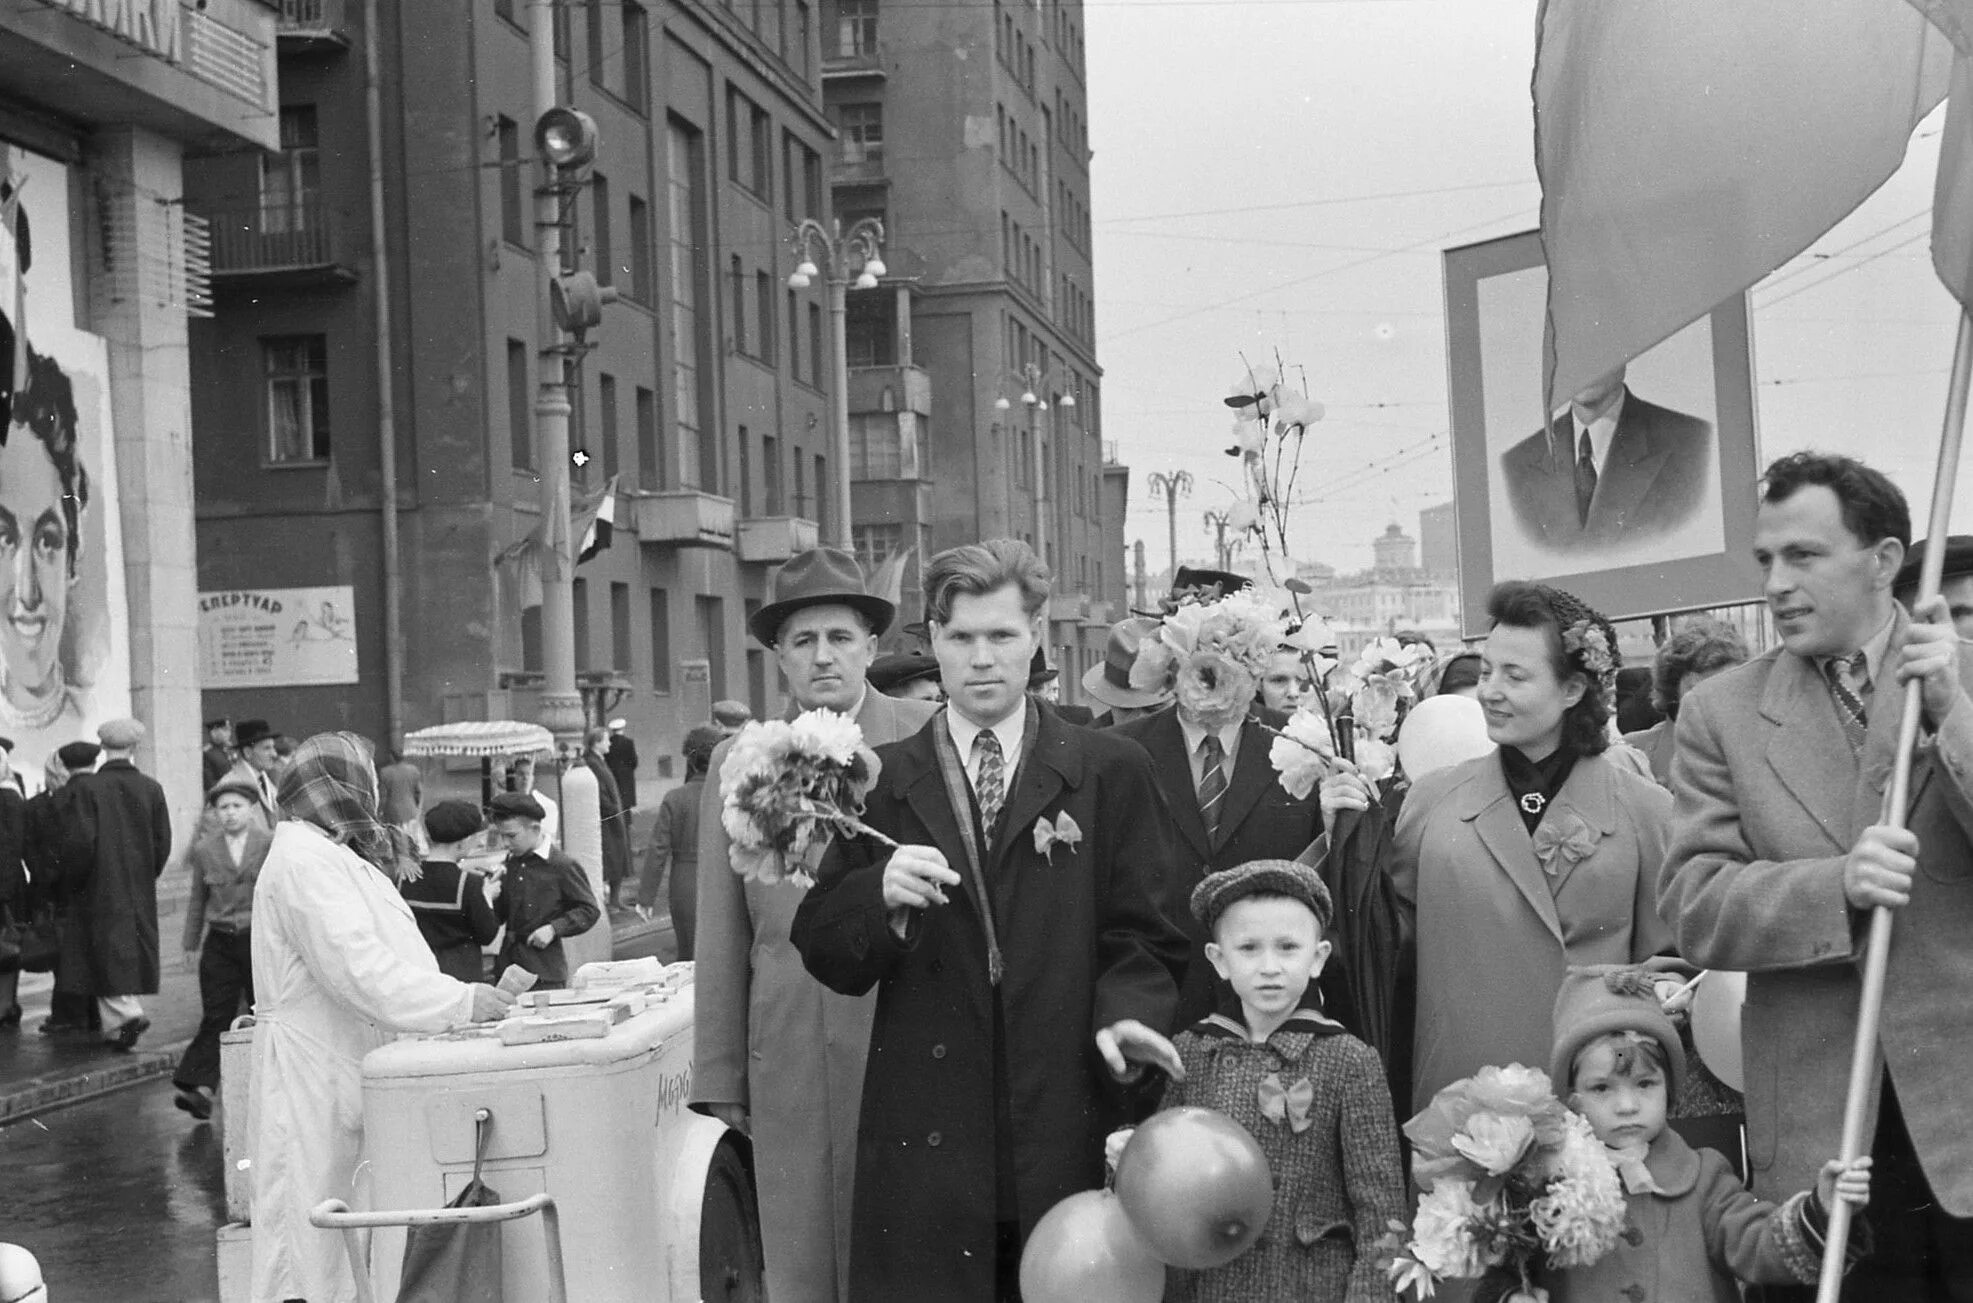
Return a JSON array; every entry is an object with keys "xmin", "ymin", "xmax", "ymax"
[{"xmin": 400, "ymin": 720, "xmax": 556, "ymax": 759}]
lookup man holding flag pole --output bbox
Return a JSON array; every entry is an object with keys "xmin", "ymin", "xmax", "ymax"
[{"xmin": 1532, "ymin": 0, "xmax": 1973, "ymax": 1293}]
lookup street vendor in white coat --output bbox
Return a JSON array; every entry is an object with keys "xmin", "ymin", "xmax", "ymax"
[
  {"xmin": 690, "ymin": 547, "xmax": 937, "ymax": 1303},
  {"xmin": 248, "ymin": 732, "xmax": 514, "ymax": 1302}
]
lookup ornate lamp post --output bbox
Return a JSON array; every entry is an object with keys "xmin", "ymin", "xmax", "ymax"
[
  {"xmin": 1203, "ymin": 507, "xmax": 1242, "ymax": 571},
  {"xmin": 1147, "ymin": 470, "xmax": 1193, "ymax": 585},
  {"xmin": 993, "ymin": 361, "xmax": 1076, "ymax": 563},
  {"xmin": 788, "ymin": 218, "xmax": 885, "ymax": 548}
]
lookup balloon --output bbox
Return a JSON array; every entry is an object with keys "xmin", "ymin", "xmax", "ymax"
[
  {"xmin": 1689, "ymin": 969, "xmax": 1746, "ymax": 1093},
  {"xmin": 1396, "ymin": 694, "xmax": 1494, "ymax": 780},
  {"xmin": 0, "ymin": 1244, "xmax": 46, "ymax": 1303},
  {"xmin": 1113, "ymin": 1107, "xmax": 1274, "ymax": 1269},
  {"xmin": 1018, "ymin": 1189, "xmax": 1165, "ymax": 1303}
]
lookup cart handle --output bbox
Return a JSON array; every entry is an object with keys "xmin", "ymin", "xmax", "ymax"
[{"xmin": 309, "ymin": 1194, "xmax": 568, "ymax": 1303}]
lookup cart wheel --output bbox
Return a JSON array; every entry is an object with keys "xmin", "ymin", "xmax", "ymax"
[{"xmin": 699, "ymin": 1143, "xmax": 765, "ymax": 1303}]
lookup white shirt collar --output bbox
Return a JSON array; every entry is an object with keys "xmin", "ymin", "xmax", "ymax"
[
  {"xmin": 1176, "ymin": 712, "xmax": 1243, "ymax": 765},
  {"xmin": 1571, "ymin": 386, "xmax": 1626, "ymax": 477},
  {"xmin": 947, "ymin": 704, "xmax": 1026, "ymax": 786}
]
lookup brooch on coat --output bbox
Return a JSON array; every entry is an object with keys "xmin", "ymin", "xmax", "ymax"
[
  {"xmin": 1258, "ymin": 1071, "xmax": 1315, "ymax": 1133},
  {"xmin": 1032, "ymin": 811, "xmax": 1084, "ymax": 863},
  {"xmin": 1531, "ymin": 809, "xmax": 1602, "ymax": 877}
]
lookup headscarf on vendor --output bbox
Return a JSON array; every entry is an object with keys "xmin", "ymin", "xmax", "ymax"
[{"xmin": 277, "ymin": 732, "xmax": 421, "ymax": 882}]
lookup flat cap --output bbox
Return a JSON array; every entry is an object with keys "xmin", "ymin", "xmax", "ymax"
[
  {"xmin": 1190, "ymin": 858, "xmax": 1333, "ymax": 933},
  {"xmin": 487, "ymin": 790, "xmax": 546, "ymax": 822},
  {"xmin": 424, "ymin": 799, "xmax": 486, "ymax": 845},
  {"xmin": 1897, "ymin": 534, "xmax": 1973, "ymax": 595},
  {"xmin": 98, "ymin": 718, "xmax": 146, "ymax": 749},
  {"xmin": 56, "ymin": 741, "xmax": 101, "ymax": 771},
  {"xmin": 206, "ymin": 776, "xmax": 262, "ymax": 807},
  {"xmin": 868, "ymin": 651, "xmax": 941, "ymax": 693}
]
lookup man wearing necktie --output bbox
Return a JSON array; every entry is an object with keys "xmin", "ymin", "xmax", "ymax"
[
  {"xmin": 1662, "ymin": 452, "xmax": 1973, "ymax": 1297},
  {"xmin": 793, "ymin": 538, "xmax": 1186, "ymax": 1302},
  {"xmin": 1499, "ymin": 363, "xmax": 1715, "ymax": 552}
]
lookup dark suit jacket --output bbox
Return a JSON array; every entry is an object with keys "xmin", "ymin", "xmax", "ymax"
[
  {"xmin": 1501, "ymin": 390, "xmax": 1714, "ymax": 548},
  {"xmin": 606, "ymin": 734, "xmax": 639, "ymax": 808},
  {"xmin": 791, "ymin": 706, "xmax": 1185, "ymax": 1300},
  {"xmin": 1110, "ymin": 706, "xmax": 1346, "ymax": 1029},
  {"xmin": 581, "ymin": 751, "xmax": 632, "ymax": 889}
]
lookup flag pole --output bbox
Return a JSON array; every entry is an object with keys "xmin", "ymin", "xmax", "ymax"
[{"xmin": 1816, "ymin": 307, "xmax": 1973, "ymax": 1301}]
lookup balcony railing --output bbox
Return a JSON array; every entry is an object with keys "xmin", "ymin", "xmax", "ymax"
[
  {"xmin": 631, "ymin": 490, "xmax": 736, "ymax": 549},
  {"xmin": 209, "ymin": 200, "xmax": 346, "ymax": 278},
  {"xmin": 278, "ymin": 0, "xmax": 350, "ymax": 49},
  {"xmin": 736, "ymin": 515, "xmax": 820, "ymax": 564}
]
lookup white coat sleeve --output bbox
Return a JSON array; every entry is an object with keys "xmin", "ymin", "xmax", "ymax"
[{"xmin": 286, "ymin": 857, "xmax": 475, "ymax": 1030}]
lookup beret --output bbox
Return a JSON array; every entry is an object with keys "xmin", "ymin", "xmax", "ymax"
[
  {"xmin": 424, "ymin": 799, "xmax": 486, "ymax": 845},
  {"xmin": 487, "ymin": 790, "xmax": 546, "ymax": 822},
  {"xmin": 1190, "ymin": 858, "xmax": 1333, "ymax": 933}
]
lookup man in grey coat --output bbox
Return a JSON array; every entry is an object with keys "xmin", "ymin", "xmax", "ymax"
[
  {"xmin": 73, "ymin": 717, "xmax": 172, "ymax": 1050},
  {"xmin": 1662, "ymin": 452, "xmax": 1973, "ymax": 1295},
  {"xmin": 690, "ymin": 548, "xmax": 937, "ymax": 1303}
]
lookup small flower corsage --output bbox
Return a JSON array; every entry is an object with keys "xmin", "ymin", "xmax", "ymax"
[
  {"xmin": 1032, "ymin": 811, "xmax": 1084, "ymax": 863},
  {"xmin": 1530, "ymin": 809, "xmax": 1602, "ymax": 877}
]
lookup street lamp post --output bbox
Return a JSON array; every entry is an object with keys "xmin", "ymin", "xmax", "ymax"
[
  {"xmin": 993, "ymin": 362, "xmax": 1076, "ymax": 565},
  {"xmin": 1203, "ymin": 507, "xmax": 1239, "ymax": 571},
  {"xmin": 789, "ymin": 217, "xmax": 886, "ymax": 549},
  {"xmin": 1147, "ymin": 470, "xmax": 1193, "ymax": 585}
]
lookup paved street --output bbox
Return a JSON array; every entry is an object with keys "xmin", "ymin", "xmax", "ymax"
[{"xmin": 0, "ymin": 914, "xmax": 676, "ymax": 1302}]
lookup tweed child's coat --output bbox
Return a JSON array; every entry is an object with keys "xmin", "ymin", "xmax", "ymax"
[{"xmin": 1160, "ymin": 1011, "xmax": 1407, "ymax": 1302}]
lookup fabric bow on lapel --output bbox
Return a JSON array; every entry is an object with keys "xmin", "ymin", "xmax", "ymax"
[
  {"xmin": 1530, "ymin": 809, "xmax": 1602, "ymax": 878},
  {"xmin": 1257, "ymin": 1071, "xmax": 1315, "ymax": 1133}
]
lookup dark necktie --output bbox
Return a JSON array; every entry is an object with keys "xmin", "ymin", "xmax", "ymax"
[
  {"xmin": 1824, "ymin": 651, "xmax": 1870, "ymax": 755},
  {"xmin": 1198, "ymin": 734, "xmax": 1228, "ymax": 837},
  {"xmin": 1574, "ymin": 427, "xmax": 1598, "ymax": 527},
  {"xmin": 973, "ymin": 729, "xmax": 1006, "ymax": 834}
]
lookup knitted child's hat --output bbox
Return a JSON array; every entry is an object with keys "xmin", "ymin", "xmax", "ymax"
[
  {"xmin": 1190, "ymin": 858, "xmax": 1333, "ymax": 934},
  {"xmin": 1549, "ymin": 964, "xmax": 1685, "ymax": 1098}
]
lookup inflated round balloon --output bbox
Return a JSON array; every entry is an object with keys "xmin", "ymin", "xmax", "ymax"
[
  {"xmin": 1018, "ymin": 1189, "xmax": 1164, "ymax": 1303},
  {"xmin": 1395, "ymin": 694, "xmax": 1494, "ymax": 780},
  {"xmin": 0, "ymin": 1243, "xmax": 47, "ymax": 1303},
  {"xmin": 1113, "ymin": 1107, "xmax": 1274, "ymax": 1270},
  {"xmin": 1689, "ymin": 969, "xmax": 1746, "ymax": 1093}
]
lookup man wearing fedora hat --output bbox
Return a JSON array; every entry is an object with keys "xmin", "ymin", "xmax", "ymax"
[
  {"xmin": 691, "ymin": 546, "xmax": 938, "ymax": 1303},
  {"xmin": 1081, "ymin": 616, "xmax": 1174, "ymax": 728},
  {"xmin": 224, "ymin": 718, "xmax": 282, "ymax": 827}
]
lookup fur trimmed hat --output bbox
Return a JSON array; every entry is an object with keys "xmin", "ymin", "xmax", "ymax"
[{"xmin": 1549, "ymin": 964, "xmax": 1685, "ymax": 1097}]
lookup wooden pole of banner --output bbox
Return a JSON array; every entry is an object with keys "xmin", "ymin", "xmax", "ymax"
[{"xmin": 1816, "ymin": 308, "xmax": 1973, "ymax": 1302}]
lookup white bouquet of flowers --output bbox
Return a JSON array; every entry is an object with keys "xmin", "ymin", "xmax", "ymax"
[{"xmin": 718, "ymin": 709, "xmax": 895, "ymax": 887}]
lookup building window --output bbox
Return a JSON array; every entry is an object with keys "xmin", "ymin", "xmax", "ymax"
[
  {"xmin": 851, "ymin": 522, "xmax": 904, "ymax": 570},
  {"xmin": 572, "ymin": 577, "xmax": 591, "ymax": 668},
  {"xmin": 726, "ymin": 89, "xmax": 772, "ymax": 198},
  {"xmin": 808, "ymin": 302, "xmax": 824, "ymax": 386},
  {"xmin": 627, "ymin": 194, "xmax": 653, "ymax": 303},
  {"xmin": 834, "ymin": 102, "xmax": 882, "ymax": 165},
  {"xmin": 598, "ymin": 372, "xmax": 619, "ymax": 480},
  {"xmin": 260, "ymin": 106, "xmax": 319, "ymax": 235},
  {"xmin": 730, "ymin": 255, "xmax": 748, "ymax": 355},
  {"xmin": 804, "ymin": 144, "xmax": 823, "ymax": 216},
  {"xmin": 738, "ymin": 424, "xmax": 753, "ymax": 515},
  {"xmin": 590, "ymin": 172, "xmax": 612, "ymax": 285},
  {"xmin": 264, "ymin": 335, "xmax": 330, "ymax": 464},
  {"xmin": 649, "ymin": 587, "xmax": 672, "ymax": 690},
  {"xmin": 845, "ymin": 291, "xmax": 892, "ymax": 366},
  {"xmin": 611, "ymin": 582, "xmax": 631, "ymax": 671},
  {"xmin": 696, "ymin": 596, "xmax": 728, "ymax": 698},
  {"xmin": 507, "ymin": 338, "xmax": 533, "ymax": 469},
  {"xmin": 849, "ymin": 413, "xmax": 901, "ymax": 480},
  {"xmin": 794, "ymin": 0, "xmax": 811, "ymax": 76},
  {"xmin": 587, "ymin": 0, "xmax": 607, "ymax": 86},
  {"xmin": 815, "ymin": 452, "xmax": 829, "ymax": 536},
  {"xmin": 756, "ymin": 271, "xmax": 776, "ymax": 365},
  {"xmin": 667, "ymin": 118, "xmax": 710, "ymax": 489},
  {"xmin": 787, "ymin": 288, "xmax": 802, "ymax": 379},
  {"xmin": 836, "ymin": 0, "xmax": 877, "ymax": 56},
  {"xmin": 498, "ymin": 116, "xmax": 525, "ymax": 246},
  {"xmin": 623, "ymin": 1, "xmax": 649, "ymax": 113},
  {"xmin": 1015, "ymin": 425, "xmax": 1031, "ymax": 488},
  {"xmin": 636, "ymin": 384, "xmax": 661, "ymax": 489},
  {"xmin": 764, "ymin": 434, "xmax": 782, "ymax": 512}
]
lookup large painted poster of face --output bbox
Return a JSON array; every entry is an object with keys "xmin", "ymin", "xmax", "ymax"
[
  {"xmin": 0, "ymin": 146, "xmax": 132, "ymax": 783},
  {"xmin": 1443, "ymin": 229, "xmax": 1763, "ymax": 635}
]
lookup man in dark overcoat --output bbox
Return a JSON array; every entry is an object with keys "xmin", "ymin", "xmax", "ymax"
[
  {"xmin": 605, "ymin": 717, "xmax": 639, "ymax": 810},
  {"xmin": 793, "ymin": 539, "xmax": 1186, "ymax": 1301},
  {"xmin": 581, "ymin": 726, "xmax": 632, "ymax": 907},
  {"xmin": 72, "ymin": 718, "xmax": 172, "ymax": 1049}
]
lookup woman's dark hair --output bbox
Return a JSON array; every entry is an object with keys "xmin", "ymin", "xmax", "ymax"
[
  {"xmin": 1434, "ymin": 650, "xmax": 1482, "ymax": 696},
  {"xmin": 1760, "ymin": 451, "xmax": 1910, "ymax": 551},
  {"xmin": 1485, "ymin": 580, "xmax": 1619, "ymax": 755},
  {"xmin": 682, "ymin": 724, "xmax": 722, "ymax": 779},
  {"xmin": 1650, "ymin": 618, "xmax": 1749, "ymax": 719},
  {"xmin": 1614, "ymin": 666, "xmax": 1658, "ymax": 734},
  {"xmin": 8, "ymin": 347, "xmax": 88, "ymax": 578}
]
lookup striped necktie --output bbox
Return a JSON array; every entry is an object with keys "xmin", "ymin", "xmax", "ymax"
[
  {"xmin": 1198, "ymin": 734, "xmax": 1229, "ymax": 837},
  {"xmin": 972, "ymin": 729, "xmax": 1006, "ymax": 835},
  {"xmin": 1574, "ymin": 427, "xmax": 1598, "ymax": 527},
  {"xmin": 1824, "ymin": 651, "xmax": 1870, "ymax": 755}
]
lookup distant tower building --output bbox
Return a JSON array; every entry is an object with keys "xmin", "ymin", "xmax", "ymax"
[
  {"xmin": 1419, "ymin": 502, "xmax": 1458, "ymax": 580},
  {"xmin": 1373, "ymin": 522, "xmax": 1417, "ymax": 575}
]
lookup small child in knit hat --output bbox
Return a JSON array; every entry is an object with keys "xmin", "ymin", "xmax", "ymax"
[
  {"xmin": 1103, "ymin": 860, "xmax": 1407, "ymax": 1302},
  {"xmin": 1543, "ymin": 965, "xmax": 1872, "ymax": 1301}
]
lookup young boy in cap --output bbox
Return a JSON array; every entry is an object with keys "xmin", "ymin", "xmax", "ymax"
[
  {"xmin": 401, "ymin": 800, "xmax": 501, "ymax": 983},
  {"xmin": 1118, "ymin": 859, "xmax": 1406, "ymax": 1301},
  {"xmin": 172, "ymin": 777, "xmax": 270, "ymax": 1119},
  {"xmin": 486, "ymin": 791, "xmax": 599, "ymax": 990},
  {"xmin": 1543, "ymin": 966, "xmax": 1873, "ymax": 1300}
]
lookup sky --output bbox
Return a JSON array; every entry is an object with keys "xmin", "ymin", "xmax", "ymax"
[{"xmin": 1087, "ymin": 0, "xmax": 1965, "ymax": 579}]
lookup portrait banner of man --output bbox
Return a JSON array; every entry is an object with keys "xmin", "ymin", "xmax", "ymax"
[{"xmin": 1443, "ymin": 229, "xmax": 1762, "ymax": 637}]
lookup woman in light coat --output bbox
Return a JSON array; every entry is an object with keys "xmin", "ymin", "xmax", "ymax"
[
  {"xmin": 1393, "ymin": 581, "xmax": 1674, "ymax": 1114},
  {"xmin": 249, "ymin": 733, "xmax": 512, "ymax": 1302}
]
